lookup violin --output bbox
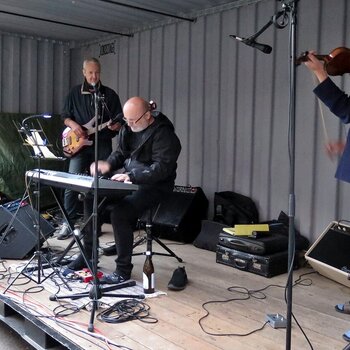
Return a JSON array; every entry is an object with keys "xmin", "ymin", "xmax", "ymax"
[{"xmin": 296, "ymin": 47, "xmax": 350, "ymax": 76}]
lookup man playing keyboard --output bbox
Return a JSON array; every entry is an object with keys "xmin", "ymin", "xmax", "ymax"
[{"xmin": 67, "ymin": 96, "xmax": 181, "ymax": 284}]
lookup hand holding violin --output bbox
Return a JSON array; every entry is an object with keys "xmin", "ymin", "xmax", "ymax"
[
  {"xmin": 303, "ymin": 51, "xmax": 329, "ymax": 83},
  {"xmin": 297, "ymin": 46, "xmax": 350, "ymax": 78}
]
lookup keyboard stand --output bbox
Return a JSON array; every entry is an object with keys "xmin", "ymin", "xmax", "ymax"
[{"xmin": 49, "ymin": 187, "xmax": 106, "ymax": 267}]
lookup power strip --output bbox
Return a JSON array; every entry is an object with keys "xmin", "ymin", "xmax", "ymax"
[{"xmin": 266, "ymin": 313, "xmax": 287, "ymax": 328}]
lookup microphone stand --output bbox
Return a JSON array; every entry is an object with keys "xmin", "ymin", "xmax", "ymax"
[
  {"xmin": 89, "ymin": 86, "xmax": 103, "ymax": 331},
  {"xmin": 49, "ymin": 86, "xmax": 143, "ymax": 332},
  {"xmin": 231, "ymin": 1, "xmax": 299, "ymax": 349},
  {"xmin": 281, "ymin": 2, "xmax": 299, "ymax": 349},
  {"xmin": 230, "ymin": 7, "xmax": 287, "ymax": 53}
]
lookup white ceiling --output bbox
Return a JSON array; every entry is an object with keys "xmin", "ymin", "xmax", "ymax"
[{"xmin": 0, "ymin": 0, "xmax": 259, "ymax": 43}]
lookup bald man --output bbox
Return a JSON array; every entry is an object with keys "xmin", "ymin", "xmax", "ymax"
[{"xmin": 68, "ymin": 97, "xmax": 181, "ymax": 284}]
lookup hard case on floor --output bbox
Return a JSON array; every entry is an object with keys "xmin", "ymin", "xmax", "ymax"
[
  {"xmin": 217, "ymin": 231, "xmax": 288, "ymax": 255},
  {"xmin": 216, "ymin": 244, "xmax": 289, "ymax": 277}
]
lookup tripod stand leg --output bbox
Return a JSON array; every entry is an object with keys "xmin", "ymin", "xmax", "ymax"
[
  {"xmin": 152, "ymin": 236, "xmax": 183, "ymax": 262},
  {"xmin": 4, "ymin": 250, "xmax": 73, "ymax": 294},
  {"xmin": 3, "ymin": 253, "xmax": 39, "ymax": 293},
  {"xmin": 137, "ymin": 220, "xmax": 183, "ymax": 262}
]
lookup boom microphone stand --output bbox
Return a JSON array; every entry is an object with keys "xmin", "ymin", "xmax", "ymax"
[
  {"xmin": 50, "ymin": 85, "xmax": 143, "ymax": 332},
  {"xmin": 230, "ymin": 1, "xmax": 299, "ymax": 349}
]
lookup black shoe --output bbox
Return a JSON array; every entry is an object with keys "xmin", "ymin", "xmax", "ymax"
[
  {"xmin": 100, "ymin": 271, "xmax": 129, "ymax": 285},
  {"xmin": 67, "ymin": 254, "xmax": 93, "ymax": 271},
  {"xmin": 103, "ymin": 244, "xmax": 117, "ymax": 256},
  {"xmin": 168, "ymin": 266, "xmax": 188, "ymax": 291}
]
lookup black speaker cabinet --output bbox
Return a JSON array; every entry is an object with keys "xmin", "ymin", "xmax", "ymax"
[
  {"xmin": 305, "ymin": 221, "xmax": 350, "ymax": 288},
  {"xmin": 141, "ymin": 186, "xmax": 208, "ymax": 243},
  {"xmin": 0, "ymin": 200, "xmax": 55, "ymax": 259}
]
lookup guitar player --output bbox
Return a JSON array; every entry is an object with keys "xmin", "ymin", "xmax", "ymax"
[{"xmin": 59, "ymin": 57, "xmax": 123, "ymax": 239}]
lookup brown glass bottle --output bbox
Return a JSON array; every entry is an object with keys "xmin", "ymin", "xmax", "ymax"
[{"xmin": 143, "ymin": 251, "xmax": 155, "ymax": 294}]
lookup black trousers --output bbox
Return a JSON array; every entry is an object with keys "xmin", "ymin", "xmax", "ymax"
[{"xmin": 82, "ymin": 186, "xmax": 165, "ymax": 278}]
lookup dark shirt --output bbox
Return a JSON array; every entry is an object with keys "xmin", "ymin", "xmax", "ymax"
[
  {"xmin": 314, "ymin": 77, "xmax": 350, "ymax": 183},
  {"xmin": 61, "ymin": 80, "xmax": 122, "ymax": 141}
]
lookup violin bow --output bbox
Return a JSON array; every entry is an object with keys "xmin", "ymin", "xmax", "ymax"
[{"xmin": 311, "ymin": 74, "xmax": 345, "ymax": 160}]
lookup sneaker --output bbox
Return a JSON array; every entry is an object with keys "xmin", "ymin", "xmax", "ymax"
[
  {"xmin": 67, "ymin": 254, "xmax": 94, "ymax": 271},
  {"xmin": 99, "ymin": 271, "xmax": 128, "ymax": 285},
  {"xmin": 102, "ymin": 244, "xmax": 117, "ymax": 256},
  {"xmin": 57, "ymin": 223, "xmax": 73, "ymax": 240},
  {"xmin": 168, "ymin": 266, "xmax": 188, "ymax": 291}
]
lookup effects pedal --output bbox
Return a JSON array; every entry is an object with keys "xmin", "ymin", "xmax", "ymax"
[
  {"xmin": 266, "ymin": 313, "xmax": 287, "ymax": 328},
  {"xmin": 74, "ymin": 268, "xmax": 104, "ymax": 283}
]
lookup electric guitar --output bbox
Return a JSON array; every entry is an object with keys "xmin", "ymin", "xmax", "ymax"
[{"xmin": 61, "ymin": 115, "xmax": 121, "ymax": 157}]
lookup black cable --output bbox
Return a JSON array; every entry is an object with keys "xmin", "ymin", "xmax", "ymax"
[
  {"xmin": 5, "ymin": 268, "xmax": 31, "ymax": 288},
  {"xmin": 199, "ymin": 291, "xmax": 268, "ymax": 337},
  {"xmin": 0, "ymin": 260, "xmax": 8, "ymax": 273},
  {"xmin": 97, "ymin": 299, "xmax": 158, "ymax": 324},
  {"xmin": 53, "ymin": 303, "xmax": 85, "ymax": 318},
  {"xmin": 199, "ymin": 271, "xmax": 316, "ymax": 343},
  {"xmin": 24, "ymin": 285, "xmax": 44, "ymax": 294}
]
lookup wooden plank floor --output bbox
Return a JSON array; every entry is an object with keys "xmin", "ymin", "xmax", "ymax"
[{"xmin": 1, "ymin": 223, "xmax": 350, "ymax": 350}]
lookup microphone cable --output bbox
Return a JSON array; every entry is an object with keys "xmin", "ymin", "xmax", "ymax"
[{"xmin": 97, "ymin": 298, "xmax": 158, "ymax": 324}]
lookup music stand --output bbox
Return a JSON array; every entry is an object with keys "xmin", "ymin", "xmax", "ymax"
[
  {"xmin": 4, "ymin": 116, "xmax": 70, "ymax": 293},
  {"xmin": 49, "ymin": 88, "xmax": 143, "ymax": 332}
]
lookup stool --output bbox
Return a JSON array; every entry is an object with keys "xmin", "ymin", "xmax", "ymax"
[{"xmin": 132, "ymin": 204, "xmax": 183, "ymax": 262}]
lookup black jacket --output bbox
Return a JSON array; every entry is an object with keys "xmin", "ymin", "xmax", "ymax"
[{"xmin": 107, "ymin": 112, "xmax": 181, "ymax": 192}]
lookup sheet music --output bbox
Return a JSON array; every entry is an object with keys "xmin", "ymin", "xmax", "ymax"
[{"xmin": 25, "ymin": 130, "xmax": 58, "ymax": 159}]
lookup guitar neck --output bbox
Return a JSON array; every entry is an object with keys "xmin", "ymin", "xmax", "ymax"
[{"xmin": 86, "ymin": 120, "xmax": 110, "ymax": 136}]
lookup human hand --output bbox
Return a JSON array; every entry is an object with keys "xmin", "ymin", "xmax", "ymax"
[
  {"xmin": 71, "ymin": 122, "xmax": 87, "ymax": 138},
  {"xmin": 108, "ymin": 122, "xmax": 122, "ymax": 132},
  {"xmin": 325, "ymin": 141, "xmax": 345, "ymax": 160},
  {"xmin": 110, "ymin": 173, "xmax": 132, "ymax": 183},
  {"xmin": 304, "ymin": 51, "xmax": 328, "ymax": 82},
  {"xmin": 90, "ymin": 161, "xmax": 111, "ymax": 176}
]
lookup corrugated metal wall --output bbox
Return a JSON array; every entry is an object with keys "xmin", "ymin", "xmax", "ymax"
[
  {"xmin": 1, "ymin": 0, "xmax": 349, "ymax": 242},
  {"xmin": 0, "ymin": 35, "xmax": 70, "ymax": 114}
]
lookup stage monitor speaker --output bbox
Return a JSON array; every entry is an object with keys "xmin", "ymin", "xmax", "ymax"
[
  {"xmin": 0, "ymin": 200, "xmax": 55, "ymax": 259},
  {"xmin": 140, "ymin": 186, "xmax": 208, "ymax": 243},
  {"xmin": 305, "ymin": 221, "xmax": 350, "ymax": 288}
]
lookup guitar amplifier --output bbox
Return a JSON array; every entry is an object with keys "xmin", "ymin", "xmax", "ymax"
[
  {"xmin": 305, "ymin": 221, "xmax": 350, "ymax": 288},
  {"xmin": 140, "ymin": 185, "xmax": 208, "ymax": 243}
]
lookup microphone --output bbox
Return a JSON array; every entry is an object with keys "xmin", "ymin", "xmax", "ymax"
[
  {"xmin": 90, "ymin": 82, "xmax": 99, "ymax": 94},
  {"xmin": 229, "ymin": 35, "xmax": 272, "ymax": 54}
]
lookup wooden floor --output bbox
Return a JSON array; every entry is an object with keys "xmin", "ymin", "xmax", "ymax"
[{"xmin": 1, "ymin": 223, "xmax": 350, "ymax": 350}]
